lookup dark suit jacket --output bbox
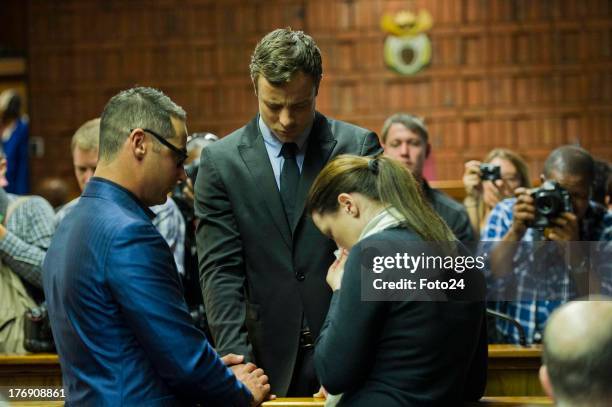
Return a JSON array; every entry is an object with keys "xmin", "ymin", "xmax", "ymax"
[
  {"xmin": 43, "ymin": 178, "xmax": 252, "ymax": 406},
  {"xmin": 315, "ymin": 228, "xmax": 487, "ymax": 406},
  {"xmin": 422, "ymin": 180, "xmax": 474, "ymax": 244},
  {"xmin": 195, "ymin": 112, "xmax": 381, "ymax": 395}
]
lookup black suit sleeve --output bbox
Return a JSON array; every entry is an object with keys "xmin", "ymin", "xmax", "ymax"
[
  {"xmin": 451, "ymin": 210, "xmax": 475, "ymax": 244},
  {"xmin": 360, "ymin": 131, "xmax": 383, "ymax": 157},
  {"xmin": 313, "ymin": 251, "xmax": 386, "ymax": 395},
  {"xmin": 195, "ymin": 147, "xmax": 252, "ymax": 360}
]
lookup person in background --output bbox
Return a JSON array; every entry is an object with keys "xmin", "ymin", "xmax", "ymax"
[
  {"xmin": 592, "ymin": 159, "xmax": 611, "ymax": 209},
  {"xmin": 463, "ymin": 148, "xmax": 530, "ymax": 239},
  {"xmin": 306, "ymin": 155, "xmax": 487, "ymax": 406},
  {"xmin": 482, "ymin": 146, "xmax": 612, "ymax": 344},
  {"xmin": 0, "ymin": 145, "xmax": 55, "ymax": 353},
  {"xmin": 34, "ymin": 177, "xmax": 71, "ymax": 210},
  {"xmin": 43, "ymin": 86, "xmax": 270, "ymax": 406},
  {"xmin": 539, "ymin": 298, "xmax": 612, "ymax": 407},
  {"xmin": 173, "ymin": 132, "xmax": 219, "ymax": 339},
  {"xmin": 0, "ymin": 146, "xmax": 54, "ymax": 304},
  {"xmin": 380, "ymin": 113, "xmax": 473, "ymax": 243},
  {"xmin": 56, "ymin": 117, "xmax": 186, "ymax": 276},
  {"xmin": 0, "ymin": 89, "xmax": 29, "ymax": 194}
]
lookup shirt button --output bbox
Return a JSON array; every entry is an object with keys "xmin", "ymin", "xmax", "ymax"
[{"xmin": 295, "ymin": 272, "xmax": 305, "ymax": 281}]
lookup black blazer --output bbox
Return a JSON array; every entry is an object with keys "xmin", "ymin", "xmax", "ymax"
[
  {"xmin": 315, "ymin": 228, "xmax": 487, "ymax": 406},
  {"xmin": 195, "ymin": 112, "xmax": 381, "ymax": 395}
]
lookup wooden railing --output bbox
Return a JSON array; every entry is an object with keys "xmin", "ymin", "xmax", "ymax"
[{"xmin": 0, "ymin": 344, "xmax": 544, "ymax": 404}]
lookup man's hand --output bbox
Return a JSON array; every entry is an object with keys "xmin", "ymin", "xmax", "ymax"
[
  {"xmin": 327, "ymin": 249, "xmax": 348, "ymax": 291},
  {"xmin": 223, "ymin": 355, "xmax": 274, "ymax": 406},
  {"xmin": 544, "ymin": 212, "xmax": 579, "ymax": 242},
  {"xmin": 232, "ymin": 363, "xmax": 272, "ymax": 406},
  {"xmin": 463, "ymin": 160, "xmax": 483, "ymax": 198},
  {"xmin": 508, "ymin": 188, "xmax": 535, "ymax": 239},
  {"xmin": 221, "ymin": 353, "xmax": 245, "ymax": 367}
]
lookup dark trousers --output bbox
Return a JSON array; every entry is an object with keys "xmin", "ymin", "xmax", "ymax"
[{"xmin": 287, "ymin": 347, "xmax": 319, "ymax": 396}]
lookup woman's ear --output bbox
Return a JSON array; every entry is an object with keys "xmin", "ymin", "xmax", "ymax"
[{"xmin": 338, "ymin": 193, "xmax": 359, "ymax": 217}]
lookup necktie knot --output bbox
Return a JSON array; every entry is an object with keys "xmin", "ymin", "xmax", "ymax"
[{"xmin": 280, "ymin": 142, "xmax": 299, "ymax": 159}]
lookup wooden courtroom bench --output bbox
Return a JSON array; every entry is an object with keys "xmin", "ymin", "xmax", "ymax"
[
  {"xmin": 0, "ymin": 354, "xmax": 61, "ymax": 388},
  {"xmin": 3, "ymin": 397, "xmax": 553, "ymax": 406},
  {"xmin": 262, "ymin": 396, "xmax": 552, "ymax": 406},
  {"xmin": 430, "ymin": 179, "xmax": 466, "ymax": 202},
  {"xmin": 486, "ymin": 345, "xmax": 544, "ymax": 397},
  {"xmin": 0, "ymin": 345, "xmax": 543, "ymax": 397}
]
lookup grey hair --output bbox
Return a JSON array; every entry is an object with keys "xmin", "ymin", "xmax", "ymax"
[
  {"xmin": 71, "ymin": 118, "xmax": 100, "ymax": 153},
  {"xmin": 380, "ymin": 113, "xmax": 428, "ymax": 144},
  {"xmin": 99, "ymin": 87, "xmax": 186, "ymax": 162},
  {"xmin": 249, "ymin": 28, "xmax": 323, "ymax": 89}
]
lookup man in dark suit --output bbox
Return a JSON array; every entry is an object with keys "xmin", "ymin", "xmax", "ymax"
[
  {"xmin": 196, "ymin": 28, "xmax": 381, "ymax": 396},
  {"xmin": 380, "ymin": 113, "xmax": 474, "ymax": 243},
  {"xmin": 43, "ymin": 87, "xmax": 269, "ymax": 406}
]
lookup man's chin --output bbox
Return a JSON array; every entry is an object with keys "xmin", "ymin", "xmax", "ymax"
[{"xmin": 275, "ymin": 129, "xmax": 299, "ymax": 142}]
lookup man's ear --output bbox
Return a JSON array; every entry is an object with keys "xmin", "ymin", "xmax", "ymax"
[
  {"xmin": 338, "ymin": 193, "xmax": 359, "ymax": 217},
  {"xmin": 539, "ymin": 365, "xmax": 554, "ymax": 400},
  {"xmin": 129, "ymin": 129, "xmax": 147, "ymax": 160},
  {"xmin": 425, "ymin": 142, "xmax": 432, "ymax": 159}
]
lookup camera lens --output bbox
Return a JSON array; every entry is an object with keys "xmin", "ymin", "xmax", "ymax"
[{"xmin": 535, "ymin": 195, "xmax": 557, "ymax": 215}]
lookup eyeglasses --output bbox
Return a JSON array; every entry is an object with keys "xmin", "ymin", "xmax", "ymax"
[{"xmin": 132, "ymin": 128, "xmax": 188, "ymax": 168}]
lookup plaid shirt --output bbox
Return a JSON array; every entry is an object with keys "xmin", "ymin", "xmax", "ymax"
[
  {"xmin": 150, "ymin": 197, "xmax": 186, "ymax": 276},
  {"xmin": 0, "ymin": 194, "xmax": 55, "ymax": 291},
  {"xmin": 481, "ymin": 198, "xmax": 612, "ymax": 344}
]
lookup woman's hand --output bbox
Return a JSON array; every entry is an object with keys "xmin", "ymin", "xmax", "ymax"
[
  {"xmin": 463, "ymin": 160, "xmax": 483, "ymax": 198},
  {"xmin": 327, "ymin": 248, "xmax": 349, "ymax": 291}
]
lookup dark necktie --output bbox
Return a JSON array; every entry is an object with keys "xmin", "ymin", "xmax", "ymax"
[{"xmin": 280, "ymin": 142, "xmax": 300, "ymax": 225}]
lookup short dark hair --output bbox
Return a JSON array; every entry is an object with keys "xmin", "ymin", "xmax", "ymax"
[
  {"xmin": 250, "ymin": 28, "xmax": 323, "ymax": 89},
  {"xmin": 99, "ymin": 87, "xmax": 186, "ymax": 162},
  {"xmin": 380, "ymin": 113, "xmax": 428, "ymax": 144},
  {"xmin": 543, "ymin": 145, "xmax": 595, "ymax": 183}
]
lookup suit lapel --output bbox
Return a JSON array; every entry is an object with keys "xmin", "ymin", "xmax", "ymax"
[
  {"xmin": 291, "ymin": 113, "xmax": 337, "ymax": 233},
  {"xmin": 238, "ymin": 117, "xmax": 292, "ymax": 249}
]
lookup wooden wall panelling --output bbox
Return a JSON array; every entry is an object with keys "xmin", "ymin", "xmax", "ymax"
[{"xmin": 23, "ymin": 0, "xmax": 612, "ymax": 187}]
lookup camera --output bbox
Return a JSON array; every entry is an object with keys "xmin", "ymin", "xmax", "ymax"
[
  {"xmin": 479, "ymin": 163, "xmax": 501, "ymax": 181},
  {"xmin": 23, "ymin": 305, "xmax": 56, "ymax": 353},
  {"xmin": 528, "ymin": 180, "xmax": 573, "ymax": 230}
]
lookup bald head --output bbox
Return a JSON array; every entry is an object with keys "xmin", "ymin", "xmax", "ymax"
[{"xmin": 542, "ymin": 299, "xmax": 612, "ymax": 406}]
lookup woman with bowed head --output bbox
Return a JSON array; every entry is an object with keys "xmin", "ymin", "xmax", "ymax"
[{"xmin": 306, "ymin": 155, "xmax": 487, "ymax": 406}]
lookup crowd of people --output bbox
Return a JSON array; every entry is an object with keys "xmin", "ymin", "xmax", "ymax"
[{"xmin": 0, "ymin": 28, "xmax": 611, "ymax": 406}]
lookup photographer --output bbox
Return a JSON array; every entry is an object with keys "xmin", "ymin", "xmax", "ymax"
[
  {"xmin": 463, "ymin": 149, "xmax": 530, "ymax": 239},
  {"xmin": 481, "ymin": 146, "xmax": 612, "ymax": 344}
]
